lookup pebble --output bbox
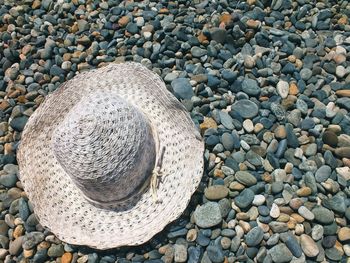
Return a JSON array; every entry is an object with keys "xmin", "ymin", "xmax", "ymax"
[
  {"xmin": 61, "ymin": 252, "xmax": 73, "ymax": 263},
  {"xmin": 194, "ymin": 202, "xmax": 222, "ymax": 228},
  {"xmin": 174, "ymin": 244, "xmax": 187, "ymax": 262},
  {"xmin": 253, "ymin": 195, "xmax": 266, "ymax": 206},
  {"xmin": 269, "ymin": 243, "xmax": 293, "ymax": 263},
  {"xmin": 232, "ymin": 99, "xmax": 259, "ymax": 119},
  {"xmin": 242, "ymin": 78, "xmax": 260, "ymax": 96},
  {"xmin": 312, "ymin": 207, "xmax": 335, "ymax": 225},
  {"xmin": 312, "ymin": 224, "xmax": 324, "ymax": 241},
  {"xmin": 338, "ymin": 227, "xmax": 350, "ymax": 241},
  {"xmin": 204, "ymin": 185, "xmax": 228, "ymax": 200},
  {"xmin": 270, "ymin": 203, "xmax": 280, "ymax": 219},
  {"xmin": 234, "ymin": 189, "xmax": 254, "ymax": 209},
  {"xmin": 300, "ymin": 234, "xmax": 319, "ymax": 258},
  {"xmin": 206, "ymin": 245, "xmax": 224, "ymax": 263},
  {"xmin": 280, "ymin": 232, "xmax": 302, "ymax": 258},
  {"xmin": 47, "ymin": 244, "xmax": 64, "ymax": 257},
  {"xmin": 245, "ymin": 227, "xmax": 264, "ymax": 247},
  {"xmin": 9, "ymin": 236, "xmax": 24, "ymax": 256},
  {"xmin": 315, "ymin": 165, "xmax": 331, "ymax": 182},
  {"xmin": 235, "ymin": 171, "xmax": 257, "ymax": 186},
  {"xmin": 277, "ymin": 80, "xmax": 289, "ymax": 99},
  {"xmin": 171, "ymin": 78, "xmax": 194, "ymax": 100},
  {"xmin": 298, "ymin": 206, "xmax": 314, "ymax": 221}
]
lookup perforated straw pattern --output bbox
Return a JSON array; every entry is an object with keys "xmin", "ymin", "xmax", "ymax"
[
  {"xmin": 17, "ymin": 62, "xmax": 204, "ymax": 249},
  {"xmin": 52, "ymin": 93, "xmax": 156, "ymax": 204}
]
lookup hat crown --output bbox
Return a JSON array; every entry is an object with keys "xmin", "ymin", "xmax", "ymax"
[{"xmin": 52, "ymin": 91, "xmax": 156, "ymax": 206}]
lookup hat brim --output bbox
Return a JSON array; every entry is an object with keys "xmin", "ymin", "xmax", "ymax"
[{"xmin": 17, "ymin": 63, "xmax": 204, "ymax": 249}]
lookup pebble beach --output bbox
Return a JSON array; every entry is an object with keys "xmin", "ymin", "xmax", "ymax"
[{"xmin": 1, "ymin": 0, "xmax": 350, "ymax": 262}]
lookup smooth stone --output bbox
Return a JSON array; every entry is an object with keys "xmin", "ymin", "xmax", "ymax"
[
  {"xmin": 242, "ymin": 78, "xmax": 260, "ymax": 96},
  {"xmin": 298, "ymin": 206, "xmax": 314, "ymax": 221},
  {"xmin": 235, "ymin": 171, "xmax": 257, "ymax": 186},
  {"xmin": 322, "ymin": 235, "xmax": 337, "ymax": 249},
  {"xmin": 311, "ymin": 224, "xmax": 324, "ymax": 241},
  {"xmin": 322, "ymin": 131, "xmax": 338, "ymax": 147},
  {"xmin": 47, "ymin": 244, "xmax": 64, "ymax": 257},
  {"xmin": 191, "ymin": 46, "xmax": 207, "ymax": 58},
  {"xmin": 234, "ymin": 189, "xmax": 254, "ymax": 209},
  {"xmin": 194, "ymin": 202, "xmax": 222, "ymax": 228},
  {"xmin": 0, "ymin": 221, "xmax": 8, "ymax": 236},
  {"xmin": 269, "ymin": 222, "xmax": 288, "ymax": 233},
  {"xmin": 286, "ymin": 123, "xmax": 299, "ymax": 148},
  {"xmin": 267, "ymin": 233, "xmax": 280, "ymax": 247},
  {"xmin": 171, "ymin": 78, "xmax": 194, "ymax": 100},
  {"xmin": 315, "ymin": 165, "xmax": 331, "ymax": 183},
  {"xmin": 300, "ymin": 68, "xmax": 313, "ymax": 81},
  {"xmin": 300, "ymin": 234, "xmax": 319, "ymax": 257},
  {"xmin": 174, "ymin": 244, "xmax": 187, "ymax": 262},
  {"xmin": 9, "ymin": 116, "xmax": 28, "ymax": 132},
  {"xmin": 219, "ymin": 111, "xmax": 234, "ymax": 129},
  {"xmin": 338, "ymin": 227, "xmax": 350, "ymax": 241},
  {"xmin": 50, "ymin": 65, "xmax": 65, "ymax": 76},
  {"xmin": 277, "ymin": 80, "xmax": 289, "ymax": 99},
  {"xmin": 322, "ymin": 195, "xmax": 346, "ymax": 214},
  {"xmin": 204, "ymin": 185, "xmax": 229, "ymax": 200},
  {"xmin": 323, "ymin": 222, "xmax": 338, "ymax": 236},
  {"xmin": 9, "ymin": 236, "xmax": 24, "ymax": 256},
  {"xmin": 18, "ymin": 198, "xmax": 30, "ymax": 221},
  {"xmin": 23, "ymin": 232, "xmax": 45, "ymax": 250},
  {"xmin": 280, "ymin": 232, "xmax": 302, "ymax": 258},
  {"xmin": 269, "ymin": 243, "xmax": 293, "ymax": 263},
  {"xmin": 335, "ymin": 147, "xmax": 350, "ymax": 158},
  {"xmin": 221, "ymin": 133, "xmax": 235, "ymax": 151},
  {"xmin": 188, "ymin": 246, "xmax": 200, "ymax": 263},
  {"xmin": 325, "ymin": 247, "xmax": 343, "ymax": 261},
  {"xmin": 253, "ymin": 195, "xmax": 265, "ymax": 206},
  {"xmin": 233, "ymin": 100, "xmax": 259, "ymax": 119},
  {"xmin": 245, "ymin": 226, "xmax": 264, "ymax": 247},
  {"xmin": 196, "ymin": 231, "xmax": 210, "ymax": 247},
  {"xmin": 312, "ymin": 207, "xmax": 334, "ymax": 225},
  {"xmin": 206, "ymin": 245, "xmax": 224, "ymax": 263},
  {"xmin": 270, "ymin": 203, "xmax": 280, "ymax": 219},
  {"xmin": 0, "ymin": 173, "xmax": 18, "ymax": 188}
]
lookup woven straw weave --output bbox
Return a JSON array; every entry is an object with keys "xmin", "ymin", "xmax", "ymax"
[{"xmin": 17, "ymin": 62, "xmax": 204, "ymax": 249}]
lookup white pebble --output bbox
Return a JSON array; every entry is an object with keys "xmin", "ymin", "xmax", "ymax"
[
  {"xmin": 253, "ymin": 194, "xmax": 266, "ymax": 206},
  {"xmin": 276, "ymin": 80, "xmax": 289, "ymax": 99},
  {"xmin": 240, "ymin": 140, "xmax": 250, "ymax": 151},
  {"xmin": 270, "ymin": 203, "xmax": 280, "ymax": 219},
  {"xmin": 336, "ymin": 65, "xmax": 346, "ymax": 78},
  {"xmin": 243, "ymin": 119, "xmax": 254, "ymax": 133}
]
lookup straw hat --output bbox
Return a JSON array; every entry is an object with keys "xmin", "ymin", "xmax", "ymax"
[{"xmin": 17, "ymin": 62, "xmax": 204, "ymax": 249}]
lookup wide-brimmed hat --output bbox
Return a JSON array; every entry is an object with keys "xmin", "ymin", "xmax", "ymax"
[{"xmin": 17, "ymin": 62, "xmax": 204, "ymax": 249}]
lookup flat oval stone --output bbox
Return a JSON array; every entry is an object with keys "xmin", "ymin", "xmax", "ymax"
[
  {"xmin": 204, "ymin": 185, "xmax": 229, "ymax": 200},
  {"xmin": 235, "ymin": 171, "xmax": 257, "ymax": 186},
  {"xmin": 232, "ymin": 99, "xmax": 259, "ymax": 119},
  {"xmin": 300, "ymin": 234, "xmax": 319, "ymax": 258},
  {"xmin": 312, "ymin": 207, "xmax": 334, "ymax": 225}
]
